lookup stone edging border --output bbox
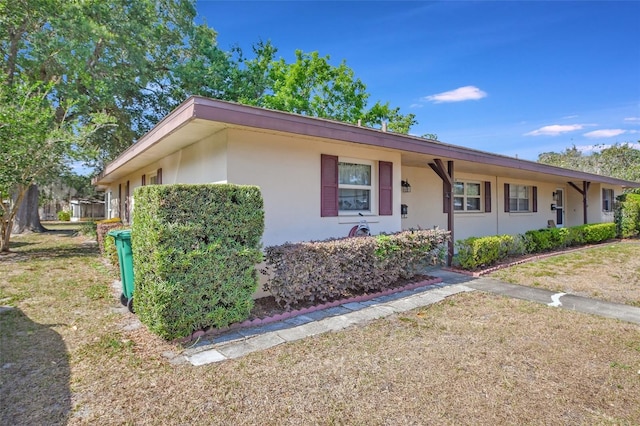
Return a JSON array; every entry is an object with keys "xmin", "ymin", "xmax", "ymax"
[{"xmin": 176, "ymin": 276, "xmax": 443, "ymax": 344}]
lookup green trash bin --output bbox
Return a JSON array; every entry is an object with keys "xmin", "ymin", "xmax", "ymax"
[{"xmin": 108, "ymin": 229, "xmax": 135, "ymax": 313}]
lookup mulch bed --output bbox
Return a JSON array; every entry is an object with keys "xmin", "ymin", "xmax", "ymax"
[{"xmin": 248, "ymin": 274, "xmax": 435, "ymax": 320}]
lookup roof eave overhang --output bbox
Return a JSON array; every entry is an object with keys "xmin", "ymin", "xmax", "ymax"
[{"xmin": 93, "ymin": 96, "xmax": 640, "ymax": 189}]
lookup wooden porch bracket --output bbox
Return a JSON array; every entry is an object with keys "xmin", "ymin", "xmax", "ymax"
[
  {"xmin": 428, "ymin": 159, "xmax": 454, "ymax": 266},
  {"xmin": 568, "ymin": 180, "xmax": 591, "ymax": 224}
]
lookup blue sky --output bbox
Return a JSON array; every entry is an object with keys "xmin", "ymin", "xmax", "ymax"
[{"xmin": 196, "ymin": 1, "xmax": 640, "ymax": 161}]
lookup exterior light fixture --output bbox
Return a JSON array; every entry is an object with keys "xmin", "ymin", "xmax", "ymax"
[
  {"xmin": 401, "ymin": 204, "xmax": 408, "ymax": 218},
  {"xmin": 401, "ymin": 180, "xmax": 411, "ymax": 192}
]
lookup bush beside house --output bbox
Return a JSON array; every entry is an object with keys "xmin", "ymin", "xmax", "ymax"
[
  {"xmin": 96, "ymin": 218, "xmax": 123, "ymax": 256},
  {"xmin": 132, "ymin": 184, "xmax": 264, "ymax": 340},
  {"xmin": 455, "ymin": 222, "xmax": 618, "ymax": 270},
  {"xmin": 615, "ymin": 193, "xmax": 640, "ymax": 238},
  {"xmin": 264, "ymin": 229, "xmax": 449, "ymax": 309}
]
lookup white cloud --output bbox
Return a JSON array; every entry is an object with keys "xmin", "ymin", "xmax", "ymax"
[
  {"xmin": 583, "ymin": 129, "xmax": 626, "ymax": 138},
  {"xmin": 423, "ymin": 86, "xmax": 487, "ymax": 103},
  {"xmin": 409, "ymin": 103, "xmax": 423, "ymax": 109},
  {"xmin": 562, "ymin": 114, "xmax": 579, "ymax": 119},
  {"xmin": 624, "ymin": 117, "xmax": 640, "ymax": 122},
  {"xmin": 524, "ymin": 124, "xmax": 583, "ymax": 136}
]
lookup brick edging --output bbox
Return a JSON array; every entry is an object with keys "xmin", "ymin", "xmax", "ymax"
[{"xmin": 176, "ymin": 276, "xmax": 442, "ymax": 344}]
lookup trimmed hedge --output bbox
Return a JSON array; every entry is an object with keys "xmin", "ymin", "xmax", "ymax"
[
  {"xmin": 455, "ymin": 234, "xmax": 526, "ymax": 270},
  {"xmin": 455, "ymin": 222, "xmax": 617, "ymax": 270},
  {"xmin": 103, "ymin": 224, "xmax": 126, "ymax": 267},
  {"xmin": 96, "ymin": 218, "xmax": 123, "ymax": 255},
  {"xmin": 263, "ymin": 229, "xmax": 449, "ymax": 309},
  {"xmin": 57, "ymin": 210, "xmax": 71, "ymax": 221},
  {"xmin": 615, "ymin": 193, "xmax": 640, "ymax": 238},
  {"xmin": 132, "ymin": 184, "xmax": 264, "ymax": 340}
]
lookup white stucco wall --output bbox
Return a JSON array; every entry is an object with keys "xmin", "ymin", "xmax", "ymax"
[
  {"xmin": 102, "ymin": 127, "xmax": 625, "ymax": 245},
  {"xmin": 226, "ymin": 128, "xmax": 402, "ymax": 247},
  {"xmin": 399, "ymin": 166, "xmax": 448, "ymax": 232}
]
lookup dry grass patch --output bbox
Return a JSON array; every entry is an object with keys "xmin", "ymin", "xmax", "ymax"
[
  {"xmin": 489, "ymin": 241, "xmax": 640, "ymax": 306},
  {"xmin": 1, "ymin": 229, "xmax": 639, "ymax": 425}
]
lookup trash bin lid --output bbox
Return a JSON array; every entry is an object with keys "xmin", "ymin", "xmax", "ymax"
[{"xmin": 107, "ymin": 229, "xmax": 132, "ymax": 239}]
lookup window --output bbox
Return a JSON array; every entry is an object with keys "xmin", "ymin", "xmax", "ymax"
[
  {"xmin": 509, "ymin": 184, "xmax": 530, "ymax": 212},
  {"xmin": 338, "ymin": 161, "xmax": 372, "ymax": 212},
  {"xmin": 602, "ymin": 188, "xmax": 614, "ymax": 212},
  {"xmin": 504, "ymin": 184, "xmax": 537, "ymax": 213},
  {"xmin": 149, "ymin": 174, "xmax": 158, "ymax": 185},
  {"xmin": 321, "ymin": 155, "xmax": 392, "ymax": 217},
  {"xmin": 453, "ymin": 181, "xmax": 482, "ymax": 211}
]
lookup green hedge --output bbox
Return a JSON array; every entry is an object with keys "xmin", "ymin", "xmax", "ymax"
[
  {"xmin": 57, "ymin": 210, "xmax": 71, "ymax": 221},
  {"xmin": 455, "ymin": 234, "xmax": 526, "ymax": 270},
  {"xmin": 132, "ymin": 184, "xmax": 264, "ymax": 340},
  {"xmin": 264, "ymin": 229, "xmax": 449, "ymax": 309},
  {"xmin": 615, "ymin": 193, "xmax": 640, "ymax": 238},
  {"xmin": 455, "ymin": 222, "xmax": 617, "ymax": 270}
]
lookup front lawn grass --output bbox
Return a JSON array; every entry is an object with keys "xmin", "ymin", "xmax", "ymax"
[
  {"xmin": 1, "ymin": 229, "xmax": 639, "ymax": 424},
  {"xmin": 490, "ymin": 240, "xmax": 640, "ymax": 306}
]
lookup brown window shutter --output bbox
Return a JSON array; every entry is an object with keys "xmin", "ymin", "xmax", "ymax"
[
  {"xmin": 142, "ymin": 174, "xmax": 146, "ymax": 186},
  {"xmin": 602, "ymin": 189, "xmax": 606, "ymax": 210},
  {"xmin": 484, "ymin": 181, "xmax": 492, "ymax": 213},
  {"xmin": 379, "ymin": 161, "xmax": 393, "ymax": 216},
  {"xmin": 504, "ymin": 183, "xmax": 510, "ymax": 212},
  {"xmin": 320, "ymin": 154, "xmax": 338, "ymax": 217},
  {"xmin": 157, "ymin": 168, "xmax": 163, "ymax": 184},
  {"xmin": 532, "ymin": 186, "xmax": 538, "ymax": 212}
]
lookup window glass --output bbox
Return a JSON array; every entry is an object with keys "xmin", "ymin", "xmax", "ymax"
[
  {"xmin": 467, "ymin": 197, "xmax": 481, "ymax": 211},
  {"xmin": 454, "ymin": 197, "xmax": 464, "ymax": 211},
  {"xmin": 454, "ymin": 181, "xmax": 481, "ymax": 212},
  {"xmin": 509, "ymin": 185, "xmax": 530, "ymax": 212},
  {"xmin": 339, "ymin": 163, "xmax": 371, "ymax": 186},
  {"xmin": 467, "ymin": 183, "xmax": 480, "ymax": 196},
  {"xmin": 338, "ymin": 161, "xmax": 373, "ymax": 213},
  {"xmin": 339, "ymin": 189, "xmax": 370, "ymax": 211}
]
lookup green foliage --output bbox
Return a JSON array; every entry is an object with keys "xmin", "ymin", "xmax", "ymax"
[
  {"xmin": 523, "ymin": 228, "xmax": 567, "ymax": 253},
  {"xmin": 0, "ymin": 81, "xmax": 112, "ymax": 251},
  {"xmin": 538, "ymin": 142, "xmax": 640, "ymax": 182},
  {"xmin": 102, "ymin": 225, "xmax": 126, "ymax": 268},
  {"xmin": 455, "ymin": 223, "xmax": 617, "ymax": 271},
  {"xmin": 263, "ymin": 229, "xmax": 449, "ymax": 309},
  {"xmin": 56, "ymin": 211, "xmax": 71, "ymax": 221},
  {"xmin": 455, "ymin": 234, "xmax": 526, "ymax": 270},
  {"xmin": 574, "ymin": 223, "xmax": 617, "ymax": 244},
  {"xmin": 132, "ymin": 184, "xmax": 264, "ymax": 340},
  {"xmin": 240, "ymin": 48, "xmax": 417, "ymax": 134},
  {"xmin": 615, "ymin": 193, "xmax": 640, "ymax": 238}
]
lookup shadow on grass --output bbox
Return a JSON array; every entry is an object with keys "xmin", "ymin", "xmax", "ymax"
[{"xmin": 0, "ymin": 308, "xmax": 71, "ymax": 425}]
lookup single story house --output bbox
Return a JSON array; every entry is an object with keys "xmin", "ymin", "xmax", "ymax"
[{"xmin": 93, "ymin": 96, "xmax": 640, "ymax": 264}]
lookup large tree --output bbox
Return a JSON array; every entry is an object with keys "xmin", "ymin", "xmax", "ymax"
[
  {"xmin": 1, "ymin": 0, "xmax": 210, "ymax": 235},
  {"xmin": 1, "ymin": 0, "xmax": 419, "ymax": 246},
  {"xmin": 0, "ymin": 82, "xmax": 111, "ymax": 251},
  {"xmin": 538, "ymin": 142, "xmax": 640, "ymax": 183}
]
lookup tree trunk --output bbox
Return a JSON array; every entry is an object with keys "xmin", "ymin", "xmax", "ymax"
[{"xmin": 12, "ymin": 185, "xmax": 46, "ymax": 234}]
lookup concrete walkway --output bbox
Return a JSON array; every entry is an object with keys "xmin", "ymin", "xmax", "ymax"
[
  {"xmin": 182, "ymin": 281, "xmax": 475, "ymax": 366},
  {"xmin": 180, "ymin": 269, "xmax": 640, "ymax": 366}
]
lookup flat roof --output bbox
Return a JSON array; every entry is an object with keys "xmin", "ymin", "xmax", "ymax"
[{"xmin": 94, "ymin": 96, "xmax": 640, "ymax": 188}]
